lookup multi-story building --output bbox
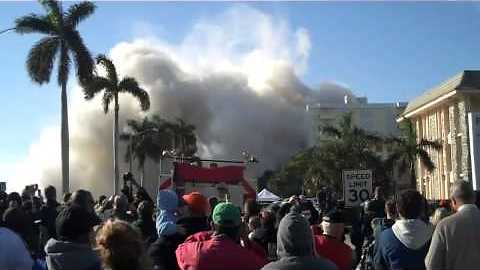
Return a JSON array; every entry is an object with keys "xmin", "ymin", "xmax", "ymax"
[
  {"xmin": 306, "ymin": 86, "xmax": 406, "ymax": 158},
  {"xmin": 306, "ymin": 86, "xmax": 409, "ymax": 190},
  {"xmin": 397, "ymin": 70, "xmax": 480, "ymax": 199}
]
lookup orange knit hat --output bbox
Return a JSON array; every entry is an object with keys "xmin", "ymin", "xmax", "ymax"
[{"xmin": 182, "ymin": 192, "xmax": 209, "ymax": 215}]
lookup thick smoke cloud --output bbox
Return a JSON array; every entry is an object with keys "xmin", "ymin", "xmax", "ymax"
[{"xmin": 8, "ymin": 5, "xmax": 350, "ymax": 196}]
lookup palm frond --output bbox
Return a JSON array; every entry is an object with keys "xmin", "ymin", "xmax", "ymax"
[
  {"xmin": 399, "ymin": 121, "xmax": 417, "ymax": 141},
  {"xmin": 102, "ymin": 92, "xmax": 113, "ymax": 114},
  {"xmin": 57, "ymin": 43, "xmax": 70, "ymax": 86},
  {"xmin": 398, "ymin": 158, "xmax": 410, "ymax": 174},
  {"xmin": 119, "ymin": 133, "xmax": 132, "ymax": 142},
  {"xmin": 321, "ymin": 125, "xmax": 341, "ymax": 138},
  {"xmin": 96, "ymin": 54, "xmax": 118, "ymax": 85},
  {"xmin": 83, "ymin": 76, "xmax": 111, "ymax": 100},
  {"xmin": 125, "ymin": 119, "xmax": 143, "ymax": 133},
  {"xmin": 365, "ymin": 133, "xmax": 383, "ymax": 142},
  {"xmin": 419, "ymin": 139, "xmax": 442, "ymax": 150},
  {"xmin": 137, "ymin": 154, "xmax": 146, "ymax": 169},
  {"xmin": 176, "ymin": 118, "xmax": 195, "ymax": 132},
  {"xmin": 151, "ymin": 115, "xmax": 167, "ymax": 126},
  {"xmin": 124, "ymin": 145, "xmax": 133, "ymax": 162},
  {"xmin": 340, "ymin": 112, "xmax": 354, "ymax": 130},
  {"xmin": 14, "ymin": 14, "xmax": 56, "ymax": 35},
  {"xmin": 26, "ymin": 36, "xmax": 59, "ymax": 84},
  {"xmin": 353, "ymin": 127, "xmax": 382, "ymax": 142},
  {"xmin": 417, "ymin": 149, "xmax": 435, "ymax": 172},
  {"xmin": 39, "ymin": 0, "xmax": 62, "ymax": 24},
  {"xmin": 384, "ymin": 136, "xmax": 403, "ymax": 145},
  {"xmin": 0, "ymin": 28, "xmax": 15, "ymax": 35},
  {"xmin": 119, "ymin": 77, "xmax": 150, "ymax": 111},
  {"xmin": 384, "ymin": 152, "xmax": 401, "ymax": 170},
  {"xmin": 65, "ymin": 30, "xmax": 94, "ymax": 84},
  {"xmin": 64, "ymin": 1, "xmax": 95, "ymax": 29}
]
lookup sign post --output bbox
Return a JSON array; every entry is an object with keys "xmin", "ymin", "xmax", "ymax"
[{"xmin": 343, "ymin": 169, "xmax": 372, "ymax": 207}]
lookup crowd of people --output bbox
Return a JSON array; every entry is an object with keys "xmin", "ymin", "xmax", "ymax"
[{"xmin": 1, "ymin": 179, "xmax": 480, "ymax": 270}]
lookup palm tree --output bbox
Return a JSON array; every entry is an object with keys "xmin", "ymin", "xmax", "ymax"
[
  {"xmin": 120, "ymin": 116, "xmax": 168, "ymax": 183},
  {"xmin": 15, "ymin": 0, "xmax": 96, "ymax": 193},
  {"xmin": 317, "ymin": 113, "xmax": 386, "ymax": 192},
  {"xmin": 320, "ymin": 113, "xmax": 382, "ymax": 167},
  {"xmin": 150, "ymin": 115, "xmax": 178, "ymax": 152},
  {"xmin": 84, "ymin": 54, "xmax": 150, "ymax": 194},
  {"xmin": 172, "ymin": 118, "xmax": 197, "ymax": 157},
  {"xmin": 160, "ymin": 118, "xmax": 197, "ymax": 158},
  {"xmin": 386, "ymin": 121, "xmax": 442, "ymax": 189}
]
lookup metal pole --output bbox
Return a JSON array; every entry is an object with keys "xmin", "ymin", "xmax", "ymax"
[{"xmin": 162, "ymin": 157, "xmax": 247, "ymax": 164}]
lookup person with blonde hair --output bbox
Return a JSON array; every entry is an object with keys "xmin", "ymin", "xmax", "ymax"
[
  {"xmin": 430, "ymin": 207, "xmax": 451, "ymax": 227},
  {"xmin": 96, "ymin": 219, "xmax": 151, "ymax": 270}
]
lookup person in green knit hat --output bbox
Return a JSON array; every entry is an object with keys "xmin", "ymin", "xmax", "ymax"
[{"xmin": 176, "ymin": 202, "xmax": 267, "ymax": 270}]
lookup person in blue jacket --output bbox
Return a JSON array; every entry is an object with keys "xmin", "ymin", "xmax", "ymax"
[
  {"xmin": 156, "ymin": 189, "xmax": 184, "ymax": 236},
  {"xmin": 374, "ymin": 190, "xmax": 433, "ymax": 270}
]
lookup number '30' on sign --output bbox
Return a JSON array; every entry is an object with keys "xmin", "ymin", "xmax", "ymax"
[{"xmin": 342, "ymin": 169, "xmax": 373, "ymax": 207}]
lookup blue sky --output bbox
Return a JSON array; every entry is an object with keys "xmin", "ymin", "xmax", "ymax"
[{"xmin": 1, "ymin": 1, "xmax": 480, "ymax": 174}]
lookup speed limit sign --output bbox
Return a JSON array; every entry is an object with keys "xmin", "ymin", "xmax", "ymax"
[{"xmin": 343, "ymin": 169, "xmax": 372, "ymax": 207}]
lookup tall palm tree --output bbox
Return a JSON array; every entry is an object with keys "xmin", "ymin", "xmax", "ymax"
[
  {"xmin": 84, "ymin": 54, "xmax": 150, "ymax": 194},
  {"xmin": 15, "ymin": 0, "xmax": 96, "ymax": 193},
  {"xmin": 386, "ymin": 121, "xmax": 442, "ymax": 189}
]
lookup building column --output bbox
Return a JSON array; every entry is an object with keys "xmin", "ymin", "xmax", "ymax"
[
  {"xmin": 449, "ymin": 104, "xmax": 458, "ymax": 182},
  {"xmin": 415, "ymin": 119, "xmax": 424, "ymax": 195},
  {"xmin": 458, "ymin": 98, "xmax": 472, "ymax": 182},
  {"xmin": 441, "ymin": 109, "xmax": 447, "ymax": 198}
]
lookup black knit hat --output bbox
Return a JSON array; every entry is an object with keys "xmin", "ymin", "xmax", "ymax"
[
  {"xmin": 56, "ymin": 205, "xmax": 100, "ymax": 240},
  {"xmin": 322, "ymin": 209, "xmax": 345, "ymax": 224}
]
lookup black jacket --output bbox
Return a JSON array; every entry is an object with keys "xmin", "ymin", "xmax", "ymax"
[
  {"xmin": 132, "ymin": 217, "xmax": 158, "ymax": 246},
  {"xmin": 40, "ymin": 200, "xmax": 61, "ymax": 239}
]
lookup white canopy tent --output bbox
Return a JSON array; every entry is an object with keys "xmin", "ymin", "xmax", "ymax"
[{"xmin": 257, "ymin": 188, "xmax": 281, "ymax": 202}]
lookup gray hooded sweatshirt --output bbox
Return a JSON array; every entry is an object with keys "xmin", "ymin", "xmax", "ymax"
[
  {"xmin": 261, "ymin": 213, "xmax": 337, "ymax": 270},
  {"xmin": 45, "ymin": 238, "xmax": 102, "ymax": 270}
]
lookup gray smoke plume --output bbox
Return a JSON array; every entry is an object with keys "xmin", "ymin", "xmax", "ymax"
[{"xmin": 8, "ymin": 5, "xmax": 353, "ymax": 196}]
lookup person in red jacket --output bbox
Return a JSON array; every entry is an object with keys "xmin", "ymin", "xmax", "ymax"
[
  {"xmin": 314, "ymin": 210, "xmax": 353, "ymax": 270},
  {"xmin": 176, "ymin": 202, "xmax": 267, "ymax": 270}
]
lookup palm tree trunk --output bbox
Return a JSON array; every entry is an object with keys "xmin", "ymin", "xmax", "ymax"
[
  {"xmin": 61, "ymin": 81, "xmax": 69, "ymax": 194},
  {"xmin": 141, "ymin": 163, "xmax": 145, "ymax": 187},
  {"xmin": 410, "ymin": 163, "xmax": 417, "ymax": 189},
  {"xmin": 172, "ymin": 133, "xmax": 177, "ymax": 160},
  {"xmin": 113, "ymin": 93, "xmax": 120, "ymax": 195}
]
